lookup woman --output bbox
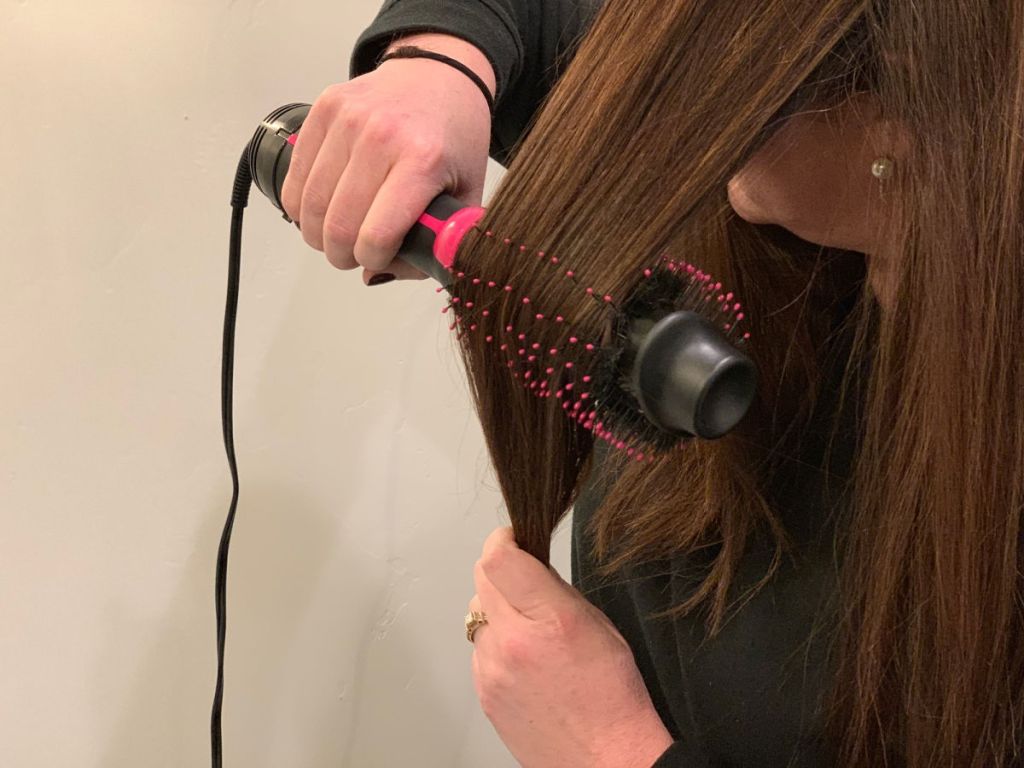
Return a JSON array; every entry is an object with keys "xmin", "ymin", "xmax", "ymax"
[{"xmin": 283, "ymin": 0, "xmax": 1024, "ymax": 765}]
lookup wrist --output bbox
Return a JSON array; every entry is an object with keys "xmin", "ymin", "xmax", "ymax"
[
  {"xmin": 596, "ymin": 711, "xmax": 675, "ymax": 768},
  {"xmin": 385, "ymin": 33, "xmax": 497, "ymax": 101}
]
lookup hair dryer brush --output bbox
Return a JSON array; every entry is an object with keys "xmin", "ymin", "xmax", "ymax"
[{"xmin": 249, "ymin": 103, "xmax": 758, "ymax": 449}]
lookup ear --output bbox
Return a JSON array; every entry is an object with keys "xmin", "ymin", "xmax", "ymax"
[{"xmin": 870, "ymin": 116, "xmax": 913, "ymax": 164}]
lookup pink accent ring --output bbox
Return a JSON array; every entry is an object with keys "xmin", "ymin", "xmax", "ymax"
[{"xmin": 424, "ymin": 207, "xmax": 487, "ymax": 269}]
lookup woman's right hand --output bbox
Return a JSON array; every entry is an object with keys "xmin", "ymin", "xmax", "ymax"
[{"xmin": 280, "ymin": 37, "xmax": 495, "ymax": 284}]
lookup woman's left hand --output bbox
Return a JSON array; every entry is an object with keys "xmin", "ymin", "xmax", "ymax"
[{"xmin": 468, "ymin": 526, "xmax": 674, "ymax": 768}]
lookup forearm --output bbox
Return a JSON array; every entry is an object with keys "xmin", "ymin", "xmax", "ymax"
[{"xmin": 348, "ymin": 0, "xmax": 603, "ymax": 165}]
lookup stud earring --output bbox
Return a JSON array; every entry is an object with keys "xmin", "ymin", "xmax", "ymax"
[{"xmin": 871, "ymin": 157, "xmax": 894, "ymax": 179}]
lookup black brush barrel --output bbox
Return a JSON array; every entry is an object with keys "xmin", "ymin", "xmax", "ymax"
[{"xmin": 632, "ymin": 312, "xmax": 757, "ymax": 439}]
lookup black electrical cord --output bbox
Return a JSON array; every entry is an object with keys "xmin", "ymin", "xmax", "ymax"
[{"xmin": 211, "ymin": 145, "xmax": 253, "ymax": 768}]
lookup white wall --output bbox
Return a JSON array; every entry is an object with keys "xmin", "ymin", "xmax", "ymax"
[{"xmin": 0, "ymin": 1, "xmax": 571, "ymax": 765}]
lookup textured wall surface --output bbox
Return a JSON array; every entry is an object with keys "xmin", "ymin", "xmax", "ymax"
[{"xmin": 0, "ymin": 1, "xmax": 571, "ymax": 765}]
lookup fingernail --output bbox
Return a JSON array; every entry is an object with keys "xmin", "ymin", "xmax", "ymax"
[{"xmin": 368, "ymin": 273, "xmax": 396, "ymax": 286}]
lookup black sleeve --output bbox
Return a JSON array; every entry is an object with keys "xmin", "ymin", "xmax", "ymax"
[
  {"xmin": 347, "ymin": 0, "xmax": 603, "ymax": 166},
  {"xmin": 652, "ymin": 741, "xmax": 713, "ymax": 767}
]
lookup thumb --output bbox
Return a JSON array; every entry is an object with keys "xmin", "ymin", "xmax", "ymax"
[{"xmin": 481, "ymin": 528, "xmax": 566, "ymax": 618}]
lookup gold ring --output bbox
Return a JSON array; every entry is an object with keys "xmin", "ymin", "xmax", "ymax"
[{"xmin": 465, "ymin": 610, "xmax": 488, "ymax": 643}]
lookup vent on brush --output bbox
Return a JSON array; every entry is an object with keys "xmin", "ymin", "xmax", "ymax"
[{"xmin": 444, "ymin": 231, "xmax": 757, "ymax": 462}]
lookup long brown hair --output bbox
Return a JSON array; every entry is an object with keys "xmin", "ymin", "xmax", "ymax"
[{"xmin": 448, "ymin": 0, "xmax": 1024, "ymax": 764}]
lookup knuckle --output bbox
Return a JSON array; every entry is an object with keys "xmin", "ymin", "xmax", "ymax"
[
  {"xmin": 338, "ymin": 101, "xmax": 366, "ymax": 133},
  {"xmin": 363, "ymin": 113, "xmax": 399, "ymax": 144},
  {"xmin": 301, "ymin": 186, "xmax": 331, "ymax": 218},
  {"xmin": 323, "ymin": 217, "xmax": 358, "ymax": 251},
  {"xmin": 406, "ymin": 136, "xmax": 446, "ymax": 173},
  {"xmin": 358, "ymin": 224, "xmax": 397, "ymax": 256},
  {"xmin": 480, "ymin": 547, "xmax": 504, "ymax": 574},
  {"xmin": 499, "ymin": 635, "xmax": 530, "ymax": 664},
  {"xmin": 548, "ymin": 609, "xmax": 579, "ymax": 639},
  {"xmin": 316, "ymin": 83, "xmax": 345, "ymax": 111}
]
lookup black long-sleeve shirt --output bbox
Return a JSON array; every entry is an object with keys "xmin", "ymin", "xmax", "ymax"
[{"xmin": 349, "ymin": 4, "xmax": 858, "ymax": 765}]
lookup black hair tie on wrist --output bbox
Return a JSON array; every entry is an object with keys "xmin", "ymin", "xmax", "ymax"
[{"xmin": 377, "ymin": 45, "xmax": 496, "ymax": 115}]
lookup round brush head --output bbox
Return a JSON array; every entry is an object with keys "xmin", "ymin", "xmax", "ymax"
[
  {"xmin": 447, "ymin": 237, "xmax": 757, "ymax": 460},
  {"xmin": 591, "ymin": 263, "xmax": 756, "ymax": 450}
]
